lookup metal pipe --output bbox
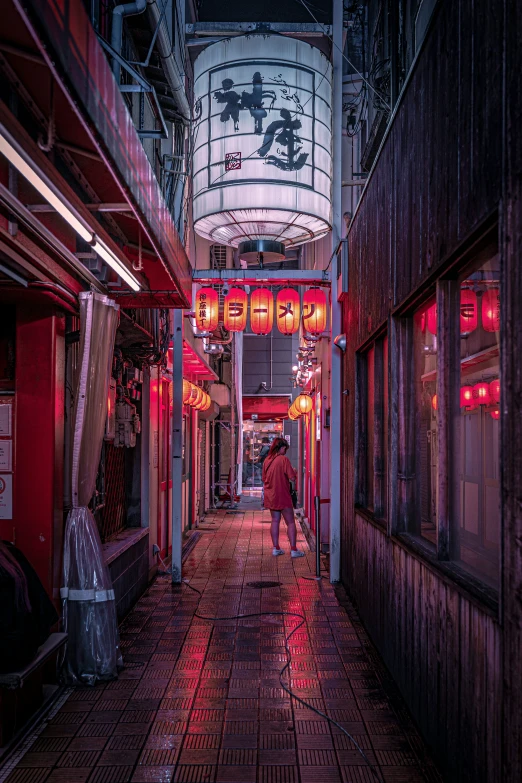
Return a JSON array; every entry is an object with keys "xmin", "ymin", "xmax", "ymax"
[
  {"xmin": 111, "ymin": 0, "xmax": 147, "ymax": 85},
  {"xmin": 147, "ymin": 0, "xmax": 191, "ymax": 123},
  {"xmin": 328, "ymin": 0, "xmax": 343, "ymax": 584},
  {"xmin": 315, "ymin": 495, "xmax": 321, "ymax": 579}
]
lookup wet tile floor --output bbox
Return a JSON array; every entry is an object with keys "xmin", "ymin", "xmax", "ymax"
[{"xmin": 1, "ymin": 510, "xmax": 443, "ymax": 783}]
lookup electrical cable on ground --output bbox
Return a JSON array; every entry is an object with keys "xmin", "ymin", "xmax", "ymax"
[{"xmin": 180, "ymin": 577, "xmax": 386, "ymax": 783}]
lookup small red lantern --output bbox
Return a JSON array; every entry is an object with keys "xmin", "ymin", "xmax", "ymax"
[
  {"xmin": 460, "ymin": 289, "xmax": 478, "ymax": 334},
  {"xmin": 460, "ymin": 386, "xmax": 474, "ymax": 407},
  {"xmin": 472, "ymin": 382, "xmax": 491, "ymax": 405},
  {"xmin": 432, "ymin": 394, "xmax": 437, "ymax": 410},
  {"xmin": 490, "ymin": 409, "xmax": 500, "ymax": 420},
  {"xmin": 426, "ymin": 304, "xmax": 437, "ymax": 336},
  {"xmin": 224, "ymin": 288, "xmax": 248, "ymax": 332},
  {"xmin": 195, "ymin": 288, "xmax": 219, "ymax": 332},
  {"xmin": 276, "ymin": 288, "xmax": 300, "ymax": 335},
  {"xmin": 489, "ymin": 379, "xmax": 500, "ymax": 404},
  {"xmin": 250, "ymin": 288, "xmax": 273, "ymax": 335},
  {"xmin": 482, "ymin": 288, "xmax": 500, "ymax": 332},
  {"xmin": 303, "ymin": 288, "xmax": 327, "ymax": 336}
]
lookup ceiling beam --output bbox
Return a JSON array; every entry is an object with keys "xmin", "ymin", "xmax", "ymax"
[
  {"xmin": 192, "ymin": 269, "xmax": 331, "ymax": 287},
  {"xmin": 186, "ymin": 22, "xmax": 332, "ymax": 37}
]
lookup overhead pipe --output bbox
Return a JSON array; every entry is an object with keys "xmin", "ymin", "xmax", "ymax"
[
  {"xmin": 147, "ymin": 0, "xmax": 191, "ymax": 123},
  {"xmin": 111, "ymin": 0, "xmax": 148, "ymax": 86}
]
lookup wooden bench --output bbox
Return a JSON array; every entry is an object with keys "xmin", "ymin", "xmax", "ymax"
[{"xmin": 0, "ymin": 632, "xmax": 67, "ymax": 747}]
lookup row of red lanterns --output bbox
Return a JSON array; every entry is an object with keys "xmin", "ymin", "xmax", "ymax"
[
  {"xmin": 194, "ymin": 287, "xmax": 328, "ymax": 336},
  {"xmin": 426, "ymin": 288, "xmax": 500, "ymax": 335},
  {"xmin": 431, "ymin": 379, "xmax": 500, "ymax": 414},
  {"xmin": 169, "ymin": 380, "xmax": 211, "ymax": 411}
]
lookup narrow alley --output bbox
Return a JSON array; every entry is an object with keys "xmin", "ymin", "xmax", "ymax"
[{"xmin": 1, "ymin": 511, "xmax": 440, "ymax": 783}]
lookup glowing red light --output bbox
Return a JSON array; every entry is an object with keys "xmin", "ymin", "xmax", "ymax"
[
  {"xmin": 460, "ymin": 289, "xmax": 478, "ymax": 333},
  {"xmin": 426, "ymin": 304, "xmax": 437, "ymax": 335},
  {"xmin": 489, "ymin": 379, "xmax": 500, "ymax": 404},
  {"xmin": 490, "ymin": 409, "xmax": 500, "ymax": 420},
  {"xmin": 276, "ymin": 288, "xmax": 300, "ymax": 335},
  {"xmin": 250, "ymin": 288, "xmax": 274, "ymax": 335},
  {"xmin": 472, "ymin": 382, "xmax": 491, "ymax": 405},
  {"xmin": 482, "ymin": 288, "xmax": 500, "ymax": 332},
  {"xmin": 460, "ymin": 386, "xmax": 474, "ymax": 407},
  {"xmin": 432, "ymin": 394, "xmax": 437, "ymax": 410}
]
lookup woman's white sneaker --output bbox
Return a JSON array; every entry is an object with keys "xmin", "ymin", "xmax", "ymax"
[
  {"xmin": 272, "ymin": 548, "xmax": 284, "ymax": 556},
  {"xmin": 291, "ymin": 550, "xmax": 305, "ymax": 558}
]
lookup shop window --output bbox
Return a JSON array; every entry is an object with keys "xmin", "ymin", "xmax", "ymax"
[
  {"xmin": 366, "ymin": 346, "xmax": 375, "ymax": 511},
  {"xmin": 458, "ymin": 256, "xmax": 500, "ymax": 587},
  {"xmin": 415, "ymin": 299, "xmax": 437, "ymax": 544}
]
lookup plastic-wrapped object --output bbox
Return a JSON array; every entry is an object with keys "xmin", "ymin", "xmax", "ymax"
[{"xmin": 61, "ymin": 292, "xmax": 122, "ymax": 685}]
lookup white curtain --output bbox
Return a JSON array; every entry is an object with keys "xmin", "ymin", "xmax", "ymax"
[{"xmin": 61, "ymin": 292, "xmax": 122, "ymax": 685}]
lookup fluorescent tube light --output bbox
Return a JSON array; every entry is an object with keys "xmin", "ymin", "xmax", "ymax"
[
  {"xmin": 93, "ymin": 240, "xmax": 140, "ymax": 292},
  {"xmin": 0, "ymin": 133, "xmax": 93, "ymax": 243},
  {"xmin": 0, "ymin": 128, "xmax": 141, "ymax": 292}
]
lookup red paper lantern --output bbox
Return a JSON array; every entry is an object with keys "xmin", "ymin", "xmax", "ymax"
[
  {"xmin": 460, "ymin": 289, "xmax": 478, "ymax": 334},
  {"xmin": 432, "ymin": 394, "xmax": 437, "ymax": 410},
  {"xmin": 489, "ymin": 379, "xmax": 500, "ymax": 404},
  {"xmin": 195, "ymin": 288, "xmax": 219, "ymax": 332},
  {"xmin": 460, "ymin": 386, "xmax": 474, "ymax": 407},
  {"xmin": 250, "ymin": 288, "xmax": 274, "ymax": 335},
  {"xmin": 482, "ymin": 288, "xmax": 500, "ymax": 332},
  {"xmin": 426, "ymin": 303, "xmax": 437, "ymax": 335},
  {"xmin": 490, "ymin": 409, "xmax": 500, "ymax": 420},
  {"xmin": 472, "ymin": 382, "xmax": 491, "ymax": 405},
  {"xmin": 302, "ymin": 288, "xmax": 327, "ymax": 336},
  {"xmin": 276, "ymin": 288, "xmax": 301, "ymax": 335},
  {"xmin": 224, "ymin": 288, "xmax": 248, "ymax": 332}
]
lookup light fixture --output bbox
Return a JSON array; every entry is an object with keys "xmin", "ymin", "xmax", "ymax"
[
  {"xmin": 0, "ymin": 126, "xmax": 141, "ymax": 292},
  {"xmin": 292, "ymin": 365, "xmax": 298, "ymax": 372},
  {"xmin": 334, "ymin": 334, "xmax": 347, "ymax": 352}
]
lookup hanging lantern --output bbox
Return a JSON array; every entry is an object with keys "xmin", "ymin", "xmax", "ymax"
[
  {"xmin": 431, "ymin": 394, "xmax": 438, "ymax": 411},
  {"xmin": 460, "ymin": 289, "xmax": 478, "ymax": 334},
  {"xmin": 490, "ymin": 409, "xmax": 500, "ymax": 420},
  {"xmin": 189, "ymin": 385, "xmax": 204, "ymax": 408},
  {"xmin": 460, "ymin": 386, "xmax": 474, "ymax": 408},
  {"xmin": 183, "ymin": 380, "xmax": 193, "ymax": 405},
  {"xmin": 276, "ymin": 288, "xmax": 301, "ymax": 335},
  {"xmin": 224, "ymin": 288, "xmax": 248, "ymax": 332},
  {"xmin": 489, "ymin": 379, "xmax": 500, "ymax": 404},
  {"xmin": 472, "ymin": 382, "xmax": 491, "ymax": 405},
  {"xmin": 295, "ymin": 394, "xmax": 313, "ymax": 415},
  {"xmin": 194, "ymin": 287, "xmax": 219, "ymax": 333},
  {"xmin": 288, "ymin": 406, "xmax": 299, "ymax": 420},
  {"xmin": 303, "ymin": 288, "xmax": 327, "ymax": 336},
  {"xmin": 426, "ymin": 303, "xmax": 437, "ymax": 335},
  {"xmin": 250, "ymin": 288, "xmax": 274, "ymax": 335},
  {"xmin": 200, "ymin": 392, "xmax": 212, "ymax": 412},
  {"xmin": 482, "ymin": 288, "xmax": 500, "ymax": 332}
]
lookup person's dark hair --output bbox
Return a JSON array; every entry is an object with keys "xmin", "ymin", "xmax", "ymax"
[
  {"xmin": 0, "ymin": 542, "xmax": 31, "ymax": 612},
  {"xmin": 268, "ymin": 437, "xmax": 288, "ymax": 457}
]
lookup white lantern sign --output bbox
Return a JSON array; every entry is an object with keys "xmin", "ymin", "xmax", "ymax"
[{"xmin": 193, "ymin": 35, "xmax": 332, "ymax": 261}]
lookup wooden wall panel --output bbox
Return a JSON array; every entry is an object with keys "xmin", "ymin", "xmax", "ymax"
[{"xmin": 351, "ymin": 514, "xmax": 501, "ymax": 782}]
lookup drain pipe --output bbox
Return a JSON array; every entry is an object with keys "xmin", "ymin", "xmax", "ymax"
[
  {"xmin": 147, "ymin": 0, "xmax": 191, "ymax": 123},
  {"xmin": 111, "ymin": 0, "xmax": 147, "ymax": 85}
]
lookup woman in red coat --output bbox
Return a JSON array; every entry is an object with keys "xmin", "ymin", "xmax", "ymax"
[{"xmin": 262, "ymin": 438, "xmax": 305, "ymax": 558}]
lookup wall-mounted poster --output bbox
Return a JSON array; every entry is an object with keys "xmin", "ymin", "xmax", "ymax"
[
  {"xmin": 0, "ymin": 440, "xmax": 12, "ymax": 471},
  {"xmin": 0, "ymin": 474, "xmax": 13, "ymax": 519},
  {"xmin": 0, "ymin": 400, "xmax": 12, "ymax": 436}
]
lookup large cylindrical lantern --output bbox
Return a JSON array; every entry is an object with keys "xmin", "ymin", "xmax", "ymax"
[
  {"xmin": 460, "ymin": 289, "xmax": 478, "ymax": 334},
  {"xmin": 276, "ymin": 288, "xmax": 300, "ymax": 335},
  {"xmin": 302, "ymin": 288, "xmax": 327, "ymax": 336},
  {"xmin": 472, "ymin": 382, "xmax": 491, "ymax": 405},
  {"xmin": 224, "ymin": 288, "xmax": 248, "ymax": 332},
  {"xmin": 295, "ymin": 394, "xmax": 313, "ymax": 415},
  {"xmin": 193, "ymin": 35, "xmax": 332, "ymax": 261},
  {"xmin": 183, "ymin": 380, "xmax": 193, "ymax": 405},
  {"xmin": 191, "ymin": 385, "xmax": 204, "ymax": 409},
  {"xmin": 250, "ymin": 288, "xmax": 273, "ymax": 335},
  {"xmin": 482, "ymin": 288, "xmax": 500, "ymax": 332},
  {"xmin": 288, "ymin": 406, "xmax": 299, "ymax": 421},
  {"xmin": 200, "ymin": 392, "xmax": 212, "ymax": 411},
  {"xmin": 460, "ymin": 386, "xmax": 475, "ymax": 408},
  {"xmin": 194, "ymin": 288, "xmax": 219, "ymax": 333}
]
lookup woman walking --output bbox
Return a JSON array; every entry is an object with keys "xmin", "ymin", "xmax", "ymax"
[{"xmin": 262, "ymin": 437, "xmax": 305, "ymax": 558}]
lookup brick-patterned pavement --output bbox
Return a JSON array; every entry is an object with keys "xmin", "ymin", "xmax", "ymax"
[{"xmin": 1, "ymin": 510, "xmax": 443, "ymax": 783}]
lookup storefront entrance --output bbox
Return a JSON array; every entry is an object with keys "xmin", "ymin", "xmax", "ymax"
[{"xmin": 241, "ymin": 420, "xmax": 284, "ymax": 492}]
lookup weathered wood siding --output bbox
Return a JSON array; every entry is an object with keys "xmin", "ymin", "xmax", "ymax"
[
  {"xmin": 340, "ymin": 0, "xmax": 509, "ymax": 780},
  {"xmin": 351, "ymin": 514, "xmax": 500, "ymax": 781}
]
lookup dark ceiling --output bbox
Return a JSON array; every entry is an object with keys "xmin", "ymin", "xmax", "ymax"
[{"xmin": 197, "ymin": 0, "xmax": 332, "ymax": 24}]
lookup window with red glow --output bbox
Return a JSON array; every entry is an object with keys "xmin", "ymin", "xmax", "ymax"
[
  {"xmin": 458, "ymin": 254, "xmax": 500, "ymax": 588},
  {"xmin": 416, "ymin": 298, "xmax": 437, "ymax": 545}
]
